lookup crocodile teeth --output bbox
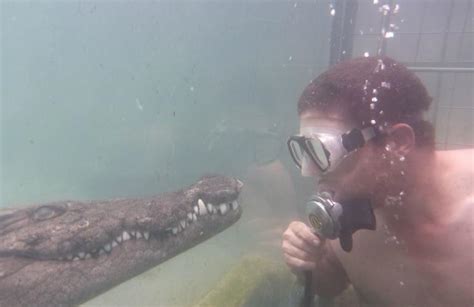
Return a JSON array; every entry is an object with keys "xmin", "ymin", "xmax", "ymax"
[
  {"xmin": 99, "ymin": 249, "xmax": 106, "ymax": 256},
  {"xmin": 112, "ymin": 241, "xmax": 118, "ymax": 248},
  {"xmin": 130, "ymin": 231, "xmax": 137, "ymax": 238},
  {"xmin": 219, "ymin": 203, "xmax": 228, "ymax": 215},
  {"xmin": 231, "ymin": 200, "xmax": 239, "ymax": 210},
  {"xmin": 73, "ymin": 256, "xmax": 80, "ymax": 261},
  {"xmin": 193, "ymin": 206, "xmax": 199, "ymax": 214},
  {"xmin": 116, "ymin": 235, "xmax": 123, "ymax": 243},
  {"xmin": 144, "ymin": 232, "xmax": 150, "ymax": 240},
  {"xmin": 78, "ymin": 252, "xmax": 85, "ymax": 259},
  {"xmin": 192, "ymin": 213, "xmax": 197, "ymax": 222},
  {"xmin": 187, "ymin": 212, "xmax": 193, "ymax": 222},
  {"xmin": 85, "ymin": 253, "xmax": 91, "ymax": 259},
  {"xmin": 198, "ymin": 199, "xmax": 208, "ymax": 215},
  {"xmin": 207, "ymin": 203, "xmax": 214, "ymax": 214},
  {"xmin": 136, "ymin": 232, "xmax": 143, "ymax": 239},
  {"xmin": 172, "ymin": 227, "xmax": 178, "ymax": 235},
  {"xmin": 122, "ymin": 231, "xmax": 131, "ymax": 241},
  {"xmin": 180, "ymin": 220, "xmax": 186, "ymax": 229}
]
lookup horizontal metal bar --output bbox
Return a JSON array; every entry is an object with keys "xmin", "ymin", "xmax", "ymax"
[
  {"xmin": 407, "ymin": 66, "xmax": 474, "ymax": 73},
  {"xmin": 355, "ymin": 30, "xmax": 474, "ymax": 36},
  {"xmin": 438, "ymin": 106, "xmax": 474, "ymax": 110},
  {"xmin": 436, "ymin": 142, "xmax": 474, "ymax": 147}
]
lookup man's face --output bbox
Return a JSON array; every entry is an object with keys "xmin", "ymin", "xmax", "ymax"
[{"xmin": 299, "ymin": 110, "xmax": 386, "ymax": 203}]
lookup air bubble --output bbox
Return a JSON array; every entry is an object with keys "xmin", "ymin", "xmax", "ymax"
[
  {"xmin": 370, "ymin": 119, "xmax": 376, "ymax": 125},
  {"xmin": 370, "ymin": 103, "xmax": 375, "ymax": 110},
  {"xmin": 385, "ymin": 235, "xmax": 398, "ymax": 244},
  {"xmin": 385, "ymin": 144, "xmax": 392, "ymax": 151},
  {"xmin": 330, "ymin": 8, "xmax": 335, "ymax": 16},
  {"xmin": 381, "ymin": 81, "xmax": 391, "ymax": 89},
  {"xmin": 375, "ymin": 59, "xmax": 385, "ymax": 72},
  {"xmin": 372, "ymin": 97, "xmax": 378, "ymax": 102},
  {"xmin": 394, "ymin": 4, "xmax": 400, "ymax": 13},
  {"xmin": 399, "ymin": 156, "xmax": 405, "ymax": 162},
  {"xmin": 364, "ymin": 52, "xmax": 370, "ymax": 57},
  {"xmin": 384, "ymin": 31, "xmax": 394, "ymax": 38},
  {"xmin": 380, "ymin": 4, "xmax": 391, "ymax": 15},
  {"xmin": 372, "ymin": 89, "xmax": 378, "ymax": 95}
]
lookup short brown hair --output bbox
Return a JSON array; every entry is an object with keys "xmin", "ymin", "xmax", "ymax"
[{"xmin": 298, "ymin": 56, "xmax": 435, "ymax": 148}]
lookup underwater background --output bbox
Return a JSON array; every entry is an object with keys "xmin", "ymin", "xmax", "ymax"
[{"xmin": 1, "ymin": 0, "xmax": 472, "ymax": 306}]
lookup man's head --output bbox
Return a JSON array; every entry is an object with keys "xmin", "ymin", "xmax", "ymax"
[{"xmin": 293, "ymin": 56, "xmax": 434, "ymax": 203}]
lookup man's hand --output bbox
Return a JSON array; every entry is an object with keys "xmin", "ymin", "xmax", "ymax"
[{"xmin": 282, "ymin": 221, "xmax": 326, "ymax": 274}]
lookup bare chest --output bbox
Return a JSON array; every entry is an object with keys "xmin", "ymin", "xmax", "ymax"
[{"xmin": 333, "ymin": 223, "xmax": 474, "ymax": 307}]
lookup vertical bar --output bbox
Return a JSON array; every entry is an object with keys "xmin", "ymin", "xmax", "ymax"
[
  {"xmin": 378, "ymin": 0, "xmax": 394, "ymax": 56},
  {"xmin": 442, "ymin": 0, "xmax": 472, "ymax": 149},
  {"xmin": 329, "ymin": 0, "xmax": 358, "ymax": 65},
  {"xmin": 413, "ymin": 3, "xmax": 427, "ymax": 62},
  {"xmin": 430, "ymin": 0, "xmax": 455, "ymax": 139},
  {"xmin": 340, "ymin": 0, "xmax": 358, "ymax": 62},
  {"xmin": 329, "ymin": 0, "xmax": 345, "ymax": 65}
]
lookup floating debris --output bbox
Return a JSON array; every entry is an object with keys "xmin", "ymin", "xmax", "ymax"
[{"xmin": 136, "ymin": 98, "xmax": 144, "ymax": 111}]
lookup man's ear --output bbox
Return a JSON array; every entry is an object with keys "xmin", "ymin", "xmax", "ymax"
[{"xmin": 386, "ymin": 123, "xmax": 416, "ymax": 155}]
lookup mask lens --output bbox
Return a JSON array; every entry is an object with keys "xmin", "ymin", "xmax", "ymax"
[
  {"xmin": 288, "ymin": 139, "xmax": 304, "ymax": 168},
  {"xmin": 306, "ymin": 138, "xmax": 330, "ymax": 171}
]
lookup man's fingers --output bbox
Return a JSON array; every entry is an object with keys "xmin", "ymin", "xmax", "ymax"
[
  {"xmin": 282, "ymin": 240, "xmax": 314, "ymax": 261},
  {"xmin": 282, "ymin": 234, "xmax": 318, "ymax": 257},
  {"xmin": 294, "ymin": 223, "xmax": 324, "ymax": 248},
  {"xmin": 283, "ymin": 253, "xmax": 316, "ymax": 271}
]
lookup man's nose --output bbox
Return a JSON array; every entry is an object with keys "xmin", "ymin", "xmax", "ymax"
[{"xmin": 301, "ymin": 152, "xmax": 321, "ymax": 177}]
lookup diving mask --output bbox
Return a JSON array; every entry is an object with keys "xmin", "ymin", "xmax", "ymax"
[{"xmin": 287, "ymin": 126, "xmax": 376, "ymax": 173}]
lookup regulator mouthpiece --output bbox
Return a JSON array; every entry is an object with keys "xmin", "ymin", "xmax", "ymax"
[{"xmin": 306, "ymin": 193, "xmax": 376, "ymax": 252}]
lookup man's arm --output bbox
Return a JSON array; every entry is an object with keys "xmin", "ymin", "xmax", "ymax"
[
  {"xmin": 282, "ymin": 221, "xmax": 350, "ymax": 298},
  {"xmin": 311, "ymin": 243, "xmax": 350, "ymax": 297}
]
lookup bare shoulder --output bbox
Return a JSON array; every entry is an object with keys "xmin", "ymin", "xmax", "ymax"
[{"xmin": 439, "ymin": 148, "xmax": 474, "ymax": 192}]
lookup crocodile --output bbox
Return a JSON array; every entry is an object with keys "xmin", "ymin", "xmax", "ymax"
[{"xmin": 0, "ymin": 175, "xmax": 243, "ymax": 306}]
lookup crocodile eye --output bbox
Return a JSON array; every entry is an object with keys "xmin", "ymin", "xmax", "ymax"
[{"xmin": 33, "ymin": 205, "xmax": 64, "ymax": 221}]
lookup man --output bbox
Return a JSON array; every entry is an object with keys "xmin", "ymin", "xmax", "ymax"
[{"xmin": 281, "ymin": 56, "xmax": 473, "ymax": 306}]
